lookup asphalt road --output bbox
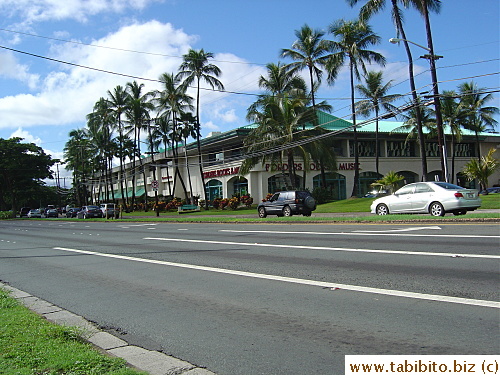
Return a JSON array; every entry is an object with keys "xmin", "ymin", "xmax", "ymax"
[{"xmin": 0, "ymin": 220, "xmax": 498, "ymax": 374}]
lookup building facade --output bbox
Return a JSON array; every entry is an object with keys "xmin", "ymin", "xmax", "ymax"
[{"xmin": 90, "ymin": 112, "xmax": 500, "ymax": 205}]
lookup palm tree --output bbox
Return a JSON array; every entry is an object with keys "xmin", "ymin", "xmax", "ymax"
[
  {"xmin": 241, "ymin": 95, "xmax": 316, "ymax": 190},
  {"xmin": 64, "ymin": 129, "xmax": 92, "ymax": 206},
  {"xmin": 107, "ymin": 85, "xmax": 129, "ymax": 209},
  {"xmin": 462, "ymin": 148, "xmax": 498, "ymax": 192},
  {"xmin": 86, "ymin": 97, "xmax": 115, "ymax": 203},
  {"xmin": 125, "ymin": 81, "xmax": 155, "ymax": 209},
  {"xmin": 281, "ymin": 24, "xmax": 332, "ymax": 110},
  {"xmin": 440, "ymin": 90, "xmax": 468, "ymax": 183},
  {"xmin": 355, "ymin": 71, "xmax": 401, "ymax": 174},
  {"xmin": 177, "ymin": 49, "xmax": 224, "ymax": 208},
  {"xmin": 371, "ymin": 170, "xmax": 405, "ymax": 194},
  {"xmin": 326, "ymin": 18, "xmax": 386, "ymax": 197},
  {"xmin": 458, "ymin": 81, "xmax": 499, "ymax": 160},
  {"xmin": 177, "ymin": 112, "xmax": 198, "ymax": 204},
  {"xmin": 347, "ymin": 0, "xmax": 435, "ymax": 181},
  {"xmin": 154, "ymin": 72, "xmax": 194, "ymax": 201}
]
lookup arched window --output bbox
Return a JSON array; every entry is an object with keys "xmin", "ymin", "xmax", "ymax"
[
  {"xmin": 232, "ymin": 177, "xmax": 248, "ymax": 197},
  {"xmin": 312, "ymin": 173, "xmax": 347, "ymax": 200},
  {"xmin": 205, "ymin": 179, "xmax": 223, "ymax": 203},
  {"xmin": 267, "ymin": 174, "xmax": 302, "ymax": 194},
  {"xmin": 359, "ymin": 171, "xmax": 383, "ymax": 197},
  {"xmin": 397, "ymin": 171, "xmax": 418, "ymax": 186},
  {"xmin": 426, "ymin": 170, "xmax": 444, "ymax": 182},
  {"xmin": 456, "ymin": 173, "xmax": 476, "ymax": 188}
]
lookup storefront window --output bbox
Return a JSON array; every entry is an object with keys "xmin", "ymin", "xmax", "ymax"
[
  {"xmin": 358, "ymin": 171, "xmax": 383, "ymax": 197},
  {"xmin": 205, "ymin": 179, "xmax": 223, "ymax": 203},
  {"xmin": 267, "ymin": 174, "xmax": 301, "ymax": 194},
  {"xmin": 232, "ymin": 177, "xmax": 248, "ymax": 196},
  {"xmin": 396, "ymin": 170, "xmax": 418, "ymax": 186},
  {"xmin": 312, "ymin": 173, "xmax": 346, "ymax": 200}
]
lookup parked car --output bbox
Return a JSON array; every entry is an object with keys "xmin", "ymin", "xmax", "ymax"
[
  {"xmin": 66, "ymin": 207, "xmax": 81, "ymax": 218},
  {"xmin": 19, "ymin": 207, "xmax": 31, "ymax": 217},
  {"xmin": 77, "ymin": 205, "xmax": 104, "ymax": 219},
  {"xmin": 257, "ymin": 191, "xmax": 316, "ymax": 218},
  {"xmin": 27, "ymin": 209, "xmax": 42, "ymax": 218},
  {"xmin": 479, "ymin": 187, "xmax": 500, "ymax": 195},
  {"xmin": 100, "ymin": 203, "xmax": 120, "ymax": 219},
  {"xmin": 370, "ymin": 182, "xmax": 481, "ymax": 217},
  {"xmin": 45, "ymin": 208, "xmax": 59, "ymax": 218}
]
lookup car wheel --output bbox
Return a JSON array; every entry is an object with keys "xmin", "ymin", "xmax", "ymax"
[
  {"xmin": 453, "ymin": 210, "xmax": 467, "ymax": 216},
  {"xmin": 429, "ymin": 202, "xmax": 445, "ymax": 217},
  {"xmin": 258, "ymin": 207, "xmax": 267, "ymax": 218},
  {"xmin": 283, "ymin": 206, "xmax": 293, "ymax": 217},
  {"xmin": 376, "ymin": 204, "xmax": 389, "ymax": 215}
]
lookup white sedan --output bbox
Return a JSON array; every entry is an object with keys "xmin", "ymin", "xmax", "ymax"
[{"xmin": 370, "ymin": 182, "xmax": 481, "ymax": 216}]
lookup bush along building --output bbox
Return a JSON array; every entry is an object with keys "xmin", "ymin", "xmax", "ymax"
[{"xmin": 89, "ymin": 111, "xmax": 499, "ymax": 207}]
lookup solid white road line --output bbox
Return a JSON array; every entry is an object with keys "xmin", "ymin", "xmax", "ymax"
[
  {"xmin": 219, "ymin": 229, "xmax": 500, "ymax": 238},
  {"xmin": 143, "ymin": 237, "xmax": 499, "ymax": 259},
  {"xmin": 53, "ymin": 246, "xmax": 499, "ymax": 309}
]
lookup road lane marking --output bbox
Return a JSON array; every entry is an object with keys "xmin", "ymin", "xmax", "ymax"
[
  {"xmin": 142, "ymin": 237, "xmax": 499, "ymax": 259},
  {"xmin": 353, "ymin": 226, "xmax": 442, "ymax": 233},
  {"xmin": 53, "ymin": 246, "xmax": 499, "ymax": 309},
  {"xmin": 219, "ymin": 229, "xmax": 500, "ymax": 239}
]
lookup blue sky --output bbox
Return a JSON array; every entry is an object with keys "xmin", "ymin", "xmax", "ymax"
[{"xmin": 0, "ymin": 0, "xmax": 498, "ymax": 182}]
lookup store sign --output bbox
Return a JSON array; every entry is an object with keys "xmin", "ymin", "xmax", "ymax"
[
  {"xmin": 203, "ymin": 167, "xmax": 240, "ymax": 179},
  {"xmin": 265, "ymin": 162, "xmax": 361, "ymax": 171}
]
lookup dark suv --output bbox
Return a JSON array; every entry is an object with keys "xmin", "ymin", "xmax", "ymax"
[{"xmin": 257, "ymin": 191, "xmax": 316, "ymax": 218}]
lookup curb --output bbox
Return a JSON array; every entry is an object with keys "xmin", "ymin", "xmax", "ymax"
[{"xmin": 1, "ymin": 282, "xmax": 216, "ymax": 375}]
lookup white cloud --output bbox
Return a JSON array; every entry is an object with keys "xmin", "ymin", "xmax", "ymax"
[
  {"xmin": 0, "ymin": 51, "xmax": 40, "ymax": 89},
  {"xmin": 0, "ymin": 21, "xmax": 195, "ymax": 129},
  {"xmin": 0, "ymin": 0, "xmax": 162, "ymax": 23},
  {"xmin": 9, "ymin": 127, "xmax": 42, "ymax": 144}
]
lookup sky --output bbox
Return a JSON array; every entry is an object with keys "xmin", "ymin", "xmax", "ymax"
[{"xmin": 0, "ymin": 0, "xmax": 498, "ymax": 185}]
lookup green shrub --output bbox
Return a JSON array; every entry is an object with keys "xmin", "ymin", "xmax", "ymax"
[{"xmin": 0, "ymin": 211, "xmax": 13, "ymax": 220}]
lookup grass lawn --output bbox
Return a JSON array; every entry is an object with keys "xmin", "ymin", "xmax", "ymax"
[
  {"xmin": 0, "ymin": 289, "xmax": 146, "ymax": 375},
  {"xmin": 121, "ymin": 193, "xmax": 499, "ymax": 217}
]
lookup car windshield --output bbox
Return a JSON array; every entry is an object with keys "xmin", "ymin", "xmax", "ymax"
[{"xmin": 434, "ymin": 182, "xmax": 464, "ymax": 190}]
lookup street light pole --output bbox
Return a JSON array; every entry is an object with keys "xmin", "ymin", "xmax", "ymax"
[{"xmin": 390, "ymin": 38, "xmax": 448, "ymax": 182}]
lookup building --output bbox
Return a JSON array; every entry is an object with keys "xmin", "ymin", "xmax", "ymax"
[{"xmin": 90, "ymin": 111, "xmax": 500, "ymax": 205}]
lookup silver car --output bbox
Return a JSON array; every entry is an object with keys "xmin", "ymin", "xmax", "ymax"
[{"xmin": 370, "ymin": 182, "xmax": 481, "ymax": 216}]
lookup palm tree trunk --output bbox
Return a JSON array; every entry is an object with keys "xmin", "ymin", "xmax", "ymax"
[
  {"xmin": 349, "ymin": 59, "xmax": 360, "ymax": 197},
  {"xmin": 392, "ymin": 0, "xmax": 428, "ymax": 181},
  {"xmin": 195, "ymin": 78, "xmax": 209, "ymax": 209}
]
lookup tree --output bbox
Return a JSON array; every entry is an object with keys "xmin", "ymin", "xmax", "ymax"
[
  {"xmin": 281, "ymin": 24, "xmax": 331, "ymax": 110},
  {"xmin": 440, "ymin": 90, "xmax": 468, "ymax": 183},
  {"xmin": 348, "ymin": 0, "xmax": 436, "ymax": 181},
  {"xmin": 462, "ymin": 148, "xmax": 498, "ymax": 192},
  {"xmin": 63, "ymin": 129, "xmax": 93, "ymax": 206},
  {"xmin": 241, "ymin": 95, "xmax": 320, "ymax": 190},
  {"xmin": 458, "ymin": 81, "xmax": 499, "ymax": 160},
  {"xmin": 355, "ymin": 71, "xmax": 401, "ymax": 174},
  {"xmin": 326, "ymin": 18, "xmax": 386, "ymax": 197},
  {"xmin": 125, "ymin": 80, "xmax": 155, "ymax": 209},
  {"xmin": 177, "ymin": 112, "xmax": 198, "ymax": 204},
  {"xmin": 177, "ymin": 49, "xmax": 224, "ymax": 208},
  {"xmin": 107, "ymin": 85, "xmax": 129, "ymax": 209},
  {"xmin": 371, "ymin": 170, "xmax": 405, "ymax": 194},
  {"xmin": 0, "ymin": 138, "xmax": 56, "ymax": 215},
  {"xmin": 154, "ymin": 72, "xmax": 194, "ymax": 201}
]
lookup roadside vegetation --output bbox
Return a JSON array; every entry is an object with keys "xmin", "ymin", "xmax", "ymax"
[{"xmin": 0, "ymin": 288, "xmax": 146, "ymax": 375}]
